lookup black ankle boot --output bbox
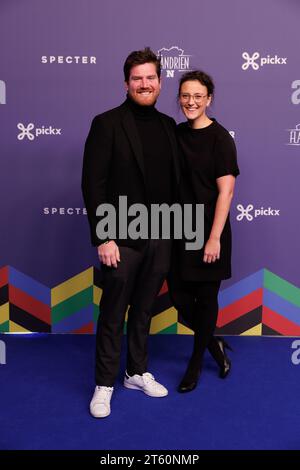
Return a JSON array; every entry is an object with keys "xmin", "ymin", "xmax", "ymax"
[
  {"xmin": 178, "ymin": 356, "xmax": 202, "ymax": 393},
  {"xmin": 215, "ymin": 337, "xmax": 232, "ymax": 379}
]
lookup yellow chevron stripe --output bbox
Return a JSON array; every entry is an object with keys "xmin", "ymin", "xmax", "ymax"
[
  {"xmin": 51, "ymin": 267, "xmax": 94, "ymax": 306},
  {"xmin": 241, "ymin": 323, "xmax": 262, "ymax": 336},
  {"xmin": 93, "ymin": 285, "xmax": 103, "ymax": 305},
  {"xmin": 150, "ymin": 307, "xmax": 177, "ymax": 334},
  {"xmin": 177, "ymin": 323, "xmax": 194, "ymax": 335},
  {"xmin": 0, "ymin": 302, "xmax": 9, "ymax": 323},
  {"xmin": 9, "ymin": 321, "xmax": 30, "ymax": 333}
]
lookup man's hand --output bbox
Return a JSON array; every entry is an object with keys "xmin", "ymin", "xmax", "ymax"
[{"xmin": 97, "ymin": 241, "xmax": 120, "ymax": 268}]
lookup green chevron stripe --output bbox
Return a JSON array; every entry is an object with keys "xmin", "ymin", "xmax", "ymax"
[
  {"xmin": 0, "ymin": 321, "xmax": 9, "ymax": 332},
  {"xmin": 264, "ymin": 270, "xmax": 300, "ymax": 307},
  {"xmin": 52, "ymin": 287, "xmax": 93, "ymax": 324},
  {"xmin": 156, "ymin": 323, "xmax": 177, "ymax": 334}
]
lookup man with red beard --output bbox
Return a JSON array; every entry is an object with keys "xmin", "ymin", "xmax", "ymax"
[{"xmin": 82, "ymin": 48, "xmax": 180, "ymax": 418}]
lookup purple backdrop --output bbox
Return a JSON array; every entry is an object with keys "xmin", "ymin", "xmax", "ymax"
[{"xmin": 0, "ymin": 0, "xmax": 299, "ymax": 312}]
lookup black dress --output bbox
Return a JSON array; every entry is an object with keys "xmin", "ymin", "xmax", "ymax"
[{"xmin": 177, "ymin": 119, "xmax": 239, "ymax": 282}]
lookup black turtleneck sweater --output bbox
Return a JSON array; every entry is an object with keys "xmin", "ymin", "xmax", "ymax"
[{"xmin": 126, "ymin": 97, "xmax": 174, "ymax": 207}]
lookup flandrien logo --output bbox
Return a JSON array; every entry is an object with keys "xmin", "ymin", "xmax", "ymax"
[
  {"xmin": 17, "ymin": 123, "xmax": 62, "ymax": 141},
  {"xmin": 236, "ymin": 204, "xmax": 280, "ymax": 222},
  {"xmin": 291, "ymin": 80, "xmax": 300, "ymax": 105},
  {"xmin": 242, "ymin": 51, "xmax": 287, "ymax": 71},
  {"xmin": 0, "ymin": 340, "xmax": 6, "ymax": 365},
  {"xmin": 157, "ymin": 46, "xmax": 192, "ymax": 78},
  {"xmin": 286, "ymin": 123, "xmax": 300, "ymax": 146},
  {"xmin": 0, "ymin": 79, "xmax": 6, "ymax": 104},
  {"xmin": 41, "ymin": 55, "xmax": 96, "ymax": 64}
]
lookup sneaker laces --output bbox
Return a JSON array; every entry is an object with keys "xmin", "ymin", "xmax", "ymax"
[
  {"xmin": 142, "ymin": 372, "xmax": 156, "ymax": 385},
  {"xmin": 95, "ymin": 386, "xmax": 113, "ymax": 400}
]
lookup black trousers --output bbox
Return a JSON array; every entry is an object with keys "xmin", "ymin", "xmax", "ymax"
[{"xmin": 95, "ymin": 240, "xmax": 171, "ymax": 386}]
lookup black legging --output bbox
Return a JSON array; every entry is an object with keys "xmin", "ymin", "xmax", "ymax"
[{"xmin": 169, "ymin": 279, "xmax": 223, "ymax": 368}]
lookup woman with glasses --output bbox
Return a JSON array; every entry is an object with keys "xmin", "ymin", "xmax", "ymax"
[{"xmin": 169, "ymin": 70, "xmax": 239, "ymax": 393}]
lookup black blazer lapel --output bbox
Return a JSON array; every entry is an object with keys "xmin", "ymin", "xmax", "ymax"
[{"xmin": 121, "ymin": 106, "xmax": 145, "ymax": 180}]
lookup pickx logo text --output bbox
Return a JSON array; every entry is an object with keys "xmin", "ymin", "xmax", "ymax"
[
  {"xmin": 236, "ymin": 204, "xmax": 280, "ymax": 221},
  {"xmin": 17, "ymin": 123, "xmax": 62, "ymax": 141},
  {"xmin": 242, "ymin": 51, "xmax": 287, "ymax": 71}
]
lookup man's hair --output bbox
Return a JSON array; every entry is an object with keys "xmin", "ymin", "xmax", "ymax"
[
  {"xmin": 178, "ymin": 70, "xmax": 215, "ymax": 98},
  {"xmin": 123, "ymin": 47, "xmax": 161, "ymax": 82}
]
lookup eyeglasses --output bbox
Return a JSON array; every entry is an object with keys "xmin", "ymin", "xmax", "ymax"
[{"xmin": 180, "ymin": 93, "xmax": 208, "ymax": 103}]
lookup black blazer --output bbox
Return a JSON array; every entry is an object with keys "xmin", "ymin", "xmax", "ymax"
[{"xmin": 82, "ymin": 100, "xmax": 180, "ymax": 247}]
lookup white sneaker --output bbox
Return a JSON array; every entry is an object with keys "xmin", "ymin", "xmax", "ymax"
[
  {"xmin": 124, "ymin": 372, "xmax": 168, "ymax": 397},
  {"xmin": 89, "ymin": 386, "xmax": 114, "ymax": 418}
]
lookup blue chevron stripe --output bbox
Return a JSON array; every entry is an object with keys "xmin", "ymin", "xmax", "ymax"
[
  {"xmin": 9, "ymin": 267, "xmax": 50, "ymax": 305},
  {"xmin": 219, "ymin": 269, "xmax": 264, "ymax": 308},
  {"xmin": 264, "ymin": 289, "xmax": 300, "ymax": 326},
  {"xmin": 51, "ymin": 304, "xmax": 94, "ymax": 333}
]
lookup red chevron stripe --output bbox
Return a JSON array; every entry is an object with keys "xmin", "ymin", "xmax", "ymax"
[
  {"xmin": 0, "ymin": 266, "xmax": 8, "ymax": 288},
  {"xmin": 72, "ymin": 321, "xmax": 94, "ymax": 334},
  {"xmin": 158, "ymin": 280, "xmax": 168, "ymax": 296},
  {"xmin": 262, "ymin": 306, "xmax": 300, "ymax": 335},
  {"xmin": 9, "ymin": 285, "xmax": 51, "ymax": 325},
  {"xmin": 217, "ymin": 288, "xmax": 263, "ymax": 327}
]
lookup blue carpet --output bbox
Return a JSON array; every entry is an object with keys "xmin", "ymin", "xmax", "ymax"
[{"xmin": 0, "ymin": 334, "xmax": 300, "ymax": 450}]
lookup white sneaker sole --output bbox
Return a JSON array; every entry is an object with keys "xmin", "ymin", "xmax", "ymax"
[
  {"xmin": 124, "ymin": 381, "xmax": 168, "ymax": 397},
  {"xmin": 90, "ymin": 410, "xmax": 111, "ymax": 418}
]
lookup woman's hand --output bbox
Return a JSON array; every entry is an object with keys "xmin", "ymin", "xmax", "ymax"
[{"xmin": 203, "ymin": 238, "xmax": 220, "ymax": 263}]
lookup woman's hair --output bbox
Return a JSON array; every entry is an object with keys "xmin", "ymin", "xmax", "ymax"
[{"xmin": 178, "ymin": 70, "xmax": 215, "ymax": 99}]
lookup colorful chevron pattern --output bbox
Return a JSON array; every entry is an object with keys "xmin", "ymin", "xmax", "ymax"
[{"xmin": 0, "ymin": 266, "xmax": 299, "ymax": 335}]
